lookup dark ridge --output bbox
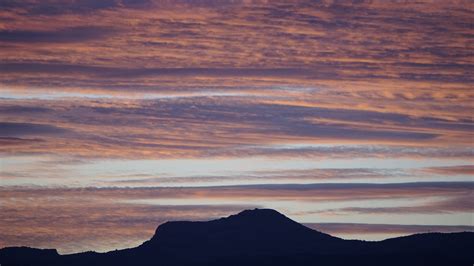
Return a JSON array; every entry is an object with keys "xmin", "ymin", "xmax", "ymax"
[
  {"xmin": 149, "ymin": 208, "xmax": 329, "ymax": 241},
  {"xmin": 0, "ymin": 247, "xmax": 59, "ymax": 265},
  {"xmin": 1, "ymin": 209, "xmax": 473, "ymax": 266}
]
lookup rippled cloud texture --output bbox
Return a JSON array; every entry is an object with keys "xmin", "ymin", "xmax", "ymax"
[{"xmin": 0, "ymin": 0, "xmax": 473, "ymax": 254}]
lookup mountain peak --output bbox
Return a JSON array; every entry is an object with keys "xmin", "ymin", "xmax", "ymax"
[
  {"xmin": 147, "ymin": 208, "xmax": 333, "ymax": 248},
  {"xmin": 223, "ymin": 208, "xmax": 289, "ymax": 222},
  {"xmin": 237, "ymin": 208, "xmax": 285, "ymax": 216},
  {"xmin": 151, "ymin": 208, "xmax": 299, "ymax": 237}
]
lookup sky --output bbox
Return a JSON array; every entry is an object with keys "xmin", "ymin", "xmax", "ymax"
[{"xmin": 0, "ymin": 0, "xmax": 473, "ymax": 254}]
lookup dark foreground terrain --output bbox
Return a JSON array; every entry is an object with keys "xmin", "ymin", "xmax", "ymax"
[{"xmin": 1, "ymin": 209, "xmax": 473, "ymax": 266}]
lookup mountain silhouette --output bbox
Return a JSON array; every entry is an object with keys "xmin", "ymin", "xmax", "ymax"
[{"xmin": 1, "ymin": 208, "xmax": 472, "ymax": 266}]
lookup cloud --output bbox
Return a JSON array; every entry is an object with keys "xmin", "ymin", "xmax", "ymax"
[
  {"xmin": 0, "ymin": 1, "xmax": 472, "ymax": 89},
  {"xmin": 322, "ymin": 195, "xmax": 474, "ymax": 215},
  {"xmin": 109, "ymin": 168, "xmax": 400, "ymax": 186},
  {"xmin": 0, "ymin": 105, "xmax": 52, "ymax": 113},
  {"xmin": 0, "ymin": 26, "xmax": 117, "ymax": 43},
  {"xmin": 0, "ymin": 0, "xmax": 119, "ymax": 15},
  {"xmin": 3, "ymin": 97, "xmax": 472, "ymax": 159},
  {"xmin": 0, "ymin": 62, "xmax": 318, "ymax": 80},
  {"xmin": 419, "ymin": 165, "xmax": 474, "ymax": 176},
  {"xmin": 204, "ymin": 145, "xmax": 474, "ymax": 159},
  {"xmin": 305, "ymin": 223, "xmax": 474, "ymax": 237},
  {"xmin": 0, "ymin": 122, "xmax": 70, "ymax": 137},
  {"xmin": 2, "ymin": 182, "xmax": 472, "ymax": 202},
  {"xmin": 0, "ymin": 137, "xmax": 44, "ymax": 146}
]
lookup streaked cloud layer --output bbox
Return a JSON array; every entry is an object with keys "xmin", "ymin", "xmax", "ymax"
[{"xmin": 0, "ymin": 0, "xmax": 473, "ymax": 253}]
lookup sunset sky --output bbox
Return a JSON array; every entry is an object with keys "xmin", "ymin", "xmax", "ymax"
[{"xmin": 0, "ymin": 0, "xmax": 473, "ymax": 254}]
